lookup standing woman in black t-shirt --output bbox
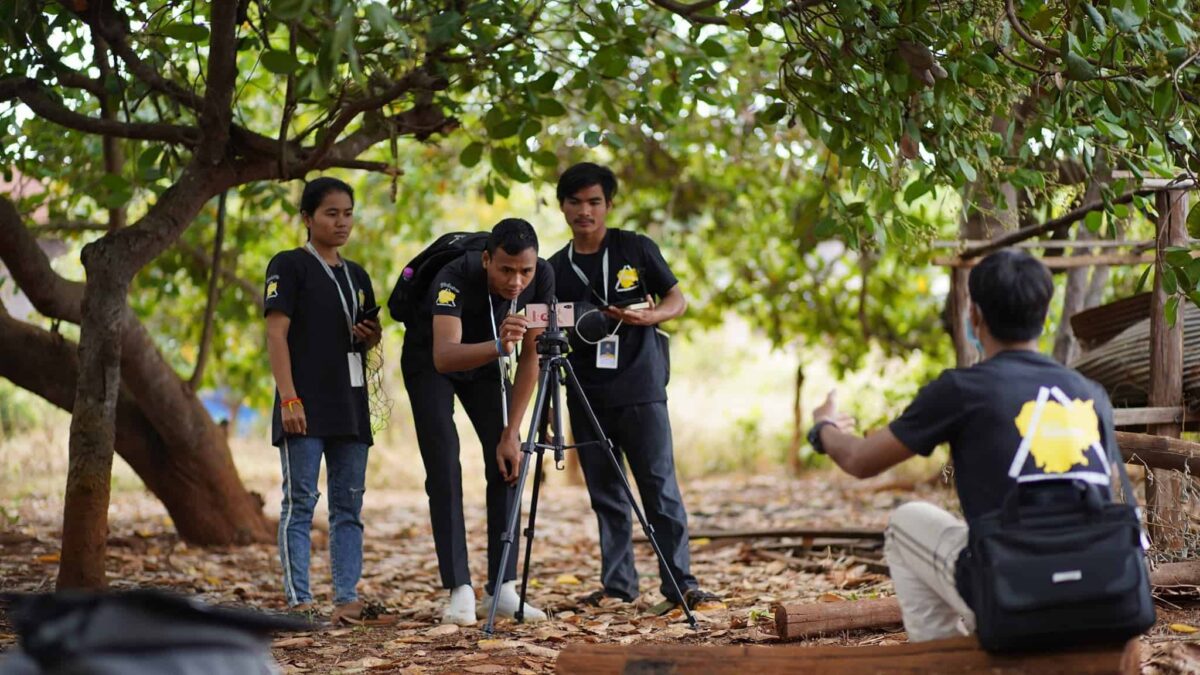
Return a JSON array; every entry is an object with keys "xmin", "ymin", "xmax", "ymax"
[{"xmin": 263, "ymin": 177, "xmax": 381, "ymax": 623}]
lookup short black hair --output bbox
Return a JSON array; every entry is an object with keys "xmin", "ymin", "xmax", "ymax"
[
  {"xmin": 968, "ymin": 249, "xmax": 1054, "ymax": 342},
  {"xmin": 487, "ymin": 218, "xmax": 539, "ymax": 256},
  {"xmin": 556, "ymin": 162, "xmax": 617, "ymax": 204},
  {"xmin": 300, "ymin": 177, "xmax": 354, "ymax": 216}
]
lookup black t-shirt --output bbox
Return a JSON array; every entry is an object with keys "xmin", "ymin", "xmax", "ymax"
[
  {"xmin": 264, "ymin": 248, "xmax": 376, "ymax": 447},
  {"xmin": 889, "ymin": 350, "xmax": 1117, "ymax": 521},
  {"xmin": 547, "ymin": 229, "xmax": 678, "ymax": 409},
  {"xmin": 401, "ymin": 251, "xmax": 555, "ymax": 381}
]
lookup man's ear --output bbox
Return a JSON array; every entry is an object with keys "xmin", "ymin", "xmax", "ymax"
[{"xmin": 481, "ymin": 250, "xmax": 491, "ymax": 269}]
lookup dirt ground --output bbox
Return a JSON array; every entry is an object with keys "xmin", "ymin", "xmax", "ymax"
[{"xmin": 3, "ymin": 471, "xmax": 1199, "ymax": 673}]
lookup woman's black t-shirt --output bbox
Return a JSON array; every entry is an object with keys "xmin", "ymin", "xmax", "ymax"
[{"xmin": 264, "ymin": 248, "xmax": 376, "ymax": 447}]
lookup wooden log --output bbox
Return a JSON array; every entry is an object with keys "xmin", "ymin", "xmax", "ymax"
[
  {"xmin": 1113, "ymin": 406, "xmax": 1188, "ymax": 427},
  {"xmin": 772, "ymin": 563, "xmax": 1198, "ymax": 641},
  {"xmin": 932, "ymin": 239, "xmax": 1157, "ymax": 251},
  {"xmin": 1118, "ymin": 431, "xmax": 1200, "ymax": 472},
  {"xmin": 774, "ymin": 598, "xmax": 903, "ymax": 640},
  {"xmin": 555, "ymin": 636, "xmax": 1141, "ymax": 674}
]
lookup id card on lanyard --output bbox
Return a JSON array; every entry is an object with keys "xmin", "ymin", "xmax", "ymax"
[
  {"xmin": 305, "ymin": 243, "xmax": 364, "ymax": 387},
  {"xmin": 567, "ymin": 243, "xmax": 619, "ymax": 369}
]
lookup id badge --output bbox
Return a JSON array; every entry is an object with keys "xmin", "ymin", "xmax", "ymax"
[
  {"xmin": 596, "ymin": 335, "xmax": 619, "ymax": 369},
  {"xmin": 348, "ymin": 352, "xmax": 365, "ymax": 387}
]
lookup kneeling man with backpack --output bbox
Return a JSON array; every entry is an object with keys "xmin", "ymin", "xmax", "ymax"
[{"xmin": 808, "ymin": 249, "xmax": 1154, "ymax": 651}]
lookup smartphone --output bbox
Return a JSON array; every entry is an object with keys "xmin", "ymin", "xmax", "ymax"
[
  {"xmin": 610, "ymin": 297, "xmax": 651, "ymax": 311},
  {"xmin": 358, "ymin": 305, "xmax": 381, "ymax": 323},
  {"xmin": 524, "ymin": 303, "xmax": 575, "ymax": 328}
]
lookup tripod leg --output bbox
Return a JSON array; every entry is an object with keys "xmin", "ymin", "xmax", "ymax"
[
  {"xmin": 484, "ymin": 363, "xmax": 555, "ymax": 636},
  {"xmin": 516, "ymin": 445, "xmax": 545, "ymax": 622},
  {"xmin": 560, "ymin": 359, "xmax": 698, "ymax": 628}
]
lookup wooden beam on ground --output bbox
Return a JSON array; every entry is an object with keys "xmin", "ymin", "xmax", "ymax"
[
  {"xmin": 1113, "ymin": 407, "xmax": 1188, "ymax": 427},
  {"xmin": 1146, "ymin": 189, "xmax": 1189, "ymax": 552},
  {"xmin": 772, "ymin": 563, "xmax": 1199, "ymax": 641},
  {"xmin": 774, "ymin": 598, "xmax": 902, "ymax": 641},
  {"xmin": 934, "ymin": 253, "xmax": 1155, "ymax": 269},
  {"xmin": 555, "ymin": 636, "xmax": 1141, "ymax": 674},
  {"xmin": 634, "ymin": 527, "xmax": 885, "ymax": 544},
  {"xmin": 1119, "ymin": 432, "xmax": 1200, "ymax": 472}
]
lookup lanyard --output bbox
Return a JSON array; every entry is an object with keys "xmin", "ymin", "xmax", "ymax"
[
  {"xmin": 487, "ymin": 291, "xmax": 513, "ymax": 426},
  {"xmin": 568, "ymin": 243, "xmax": 609, "ymax": 306},
  {"xmin": 304, "ymin": 243, "xmax": 358, "ymax": 341}
]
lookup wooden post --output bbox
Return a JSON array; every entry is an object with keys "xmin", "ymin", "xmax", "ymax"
[
  {"xmin": 950, "ymin": 267, "xmax": 978, "ymax": 367},
  {"xmin": 788, "ymin": 363, "xmax": 806, "ymax": 475},
  {"xmin": 1145, "ymin": 190, "xmax": 1188, "ymax": 552}
]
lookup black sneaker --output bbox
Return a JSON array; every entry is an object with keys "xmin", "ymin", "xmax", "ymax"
[
  {"xmin": 577, "ymin": 589, "xmax": 632, "ymax": 608},
  {"xmin": 683, "ymin": 589, "xmax": 725, "ymax": 611}
]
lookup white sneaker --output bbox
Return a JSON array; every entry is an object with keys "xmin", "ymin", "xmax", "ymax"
[
  {"xmin": 479, "ymin": 581, "xmax": 547, "ymax": 622},
  {"xmin": 442, "ymin": 585, "xmax": 477, "ymax": 626}
]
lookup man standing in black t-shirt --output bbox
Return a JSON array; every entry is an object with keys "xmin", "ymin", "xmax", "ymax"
[
  {"xmin": 401, "ymin": 218, "xmax": 554, "ymax": 626},
  {"xmin": 547, "ymin": 163, "xmax": 722, "ymax": 612},
  {"xmin": 807, "ymin": 249, "xmax": 1123, "ymax": 642}
]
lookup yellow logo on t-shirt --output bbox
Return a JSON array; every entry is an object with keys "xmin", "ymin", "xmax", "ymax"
[
  {"xmin": 436, "ymin": 288, "xmax": 457, "ymax": 307},
  {"xmin": 1014, "ymin": 398, "xmax": 1101, "ymax": 474},
  {"xmin": 616, "ymin": 265, "xmax": 639, "ymax": 291},
  {"xmin": 266, "ymin": 279, "xmax": 279, "ymax": 300}
]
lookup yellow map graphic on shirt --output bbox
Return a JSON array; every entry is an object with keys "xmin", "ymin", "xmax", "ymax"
[
  {"xmin": 266, "ymin": 280, "xmax": 278, "ymax": 299},
  {"xmin": 1013, "ymin": 398, "xmax": 1101, "ymax": 474},
  {"xmin": 436, "ymin": 288, "xmax": 457, "ymax": 306},
  {"xmin": 616, "ymin": 265, "xmax": 639, "ymax": 290}
]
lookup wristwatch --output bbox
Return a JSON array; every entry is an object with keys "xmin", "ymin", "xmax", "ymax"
[{"xmin": 807, "ymin": 420, "xmax": 840, "ymax": 455}]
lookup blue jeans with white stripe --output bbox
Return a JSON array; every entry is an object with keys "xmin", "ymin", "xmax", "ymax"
[{"xmin": 278, "ymin": 436, "xmax": 369, "ymax": 607}]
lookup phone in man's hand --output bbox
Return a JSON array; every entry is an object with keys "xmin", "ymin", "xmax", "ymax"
[
  {"xmin": 525, "ymin": 303, "xmax": 575, "ymax": 328},
  {"xmin": 358, "ymin": 305, "xmax": 381, "ymax": 323}
]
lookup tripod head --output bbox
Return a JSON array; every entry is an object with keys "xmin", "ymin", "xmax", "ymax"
[{"xmin": 535, "ymin": 298, "xmax": 571, "ymax": 356}]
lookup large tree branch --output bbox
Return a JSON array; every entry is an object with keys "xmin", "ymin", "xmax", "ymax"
[
  {"xmin": 198, "ymin": 1, "xmax": 242, "ymax": 161},
  {"xmin": 0, "ymin": 77, "xmax": 200, "ymax": 145},
  {"xmin": 0, "ymin": 197, "xmax": 86, "ymax": 322}
]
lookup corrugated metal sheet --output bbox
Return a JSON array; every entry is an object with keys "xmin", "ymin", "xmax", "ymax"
[
  {"xmin": 1070, "ymin": 293, "xmax": 1153, "ymax": 350},
  {"xmin": 1072, "ymin": 303, "xmax": 1200, "ymax": 408}
]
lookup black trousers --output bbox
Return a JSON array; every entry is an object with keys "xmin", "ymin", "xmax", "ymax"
[
  {"xmin": 403, "ymin": 367, "xmax": 517, "ymax": 593},
  {"xmin": 566, "ymin": 396, "xmax": 698, "ymax": 602}
]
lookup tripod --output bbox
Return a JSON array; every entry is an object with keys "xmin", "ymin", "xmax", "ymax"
[{"xmin": 483, "ymin": 302, "xmax": 698, "ymax": 635}]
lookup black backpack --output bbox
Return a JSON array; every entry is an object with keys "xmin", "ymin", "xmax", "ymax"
[{"xmin": 387, "ymin": 231, "xmax": 489, "ymax": 325}]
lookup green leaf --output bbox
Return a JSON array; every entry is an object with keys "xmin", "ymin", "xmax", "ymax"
[
  {"xmin": 699, "ymin": 39, "xmax": 727, "ymax": 58},
  {"xmin": 748, "ymin": 29, "xmax": 763, "ymax": 47},
  {"xmin": 1134, "ymin": 264, "xmax": 1153, "ymax": 293},
  {"xmin": 1085, "ymin": 210, "xmax": 1104, "ymax": 233},
  {"xmin": 1111, "ymin": 8, "xmax": 1141, "ymax": 32},
  {"xmin": 531, "ymin": 150, "xmax": 558, "ymax": 168},
  {"xmin": 261, "ymin": 50, "xmax": 301, "ymax": 75},
  {"xmin": 1064, "ymin": 51, "xmax": 1098, "ymax": 80},
  {"xmin": 968, "ymin": 53, "xmax": 999, "ymax": 75},
  {"xmin": 1166, "ymin": 295, "xmax": 1180, "ymax": 327},
  {"xmin": 530, "ymin": 72, "xmax": 558, "ymax": 94},
  {"xmin": 1163, "ymin": 266, "xmax": 1179, "ymax": 295},
  {"xmin": 903, "ymin": 179, "xmax": 931, "ymax": 203},
  {"xmin": 760, "ymin": 102, "xmax": 787, "ymax": 124},
  {"xmin": 459, "ymin": 142, "xmax": 483, "ymax": 168},
  {"xmin": 1165, "ymin": 247, "xmax": 1193, "ymax": 268},
  {"xmin": 490, "ymin": 118, "xmax": 521, "ymax": 140},
  {"xmin": 490, "ymin": 147, "xmax": 531, "ymax": 182},
  {"xmin": 535, "ymin": 97, "xmax": 567, "ymax": 117},
  {"xmin": 957, "ymin": 157, "xmax": 977, "ymax": 182},
  {"xmin": 270, "ymin": 0, "xmax": 312, "ymax": 20},
  {"xmin": 1083, "ymin": 4, "xmax": 1107, "ymax": 33},
  {"xmin": 430, "ymin": 11, "xmax": 462, "ymax": 47},
  {"xmin": 161, "ymin": 23, "xmax": 209, "ymax": 42},
  {"xmin": 583, "ymin": 130, "xmax": 602, "ymax": 147}
]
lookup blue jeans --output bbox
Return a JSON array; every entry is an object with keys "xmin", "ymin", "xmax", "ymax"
[{"xmin": 278, "ymin": 436, "xmax": 369, "ymax": 606}]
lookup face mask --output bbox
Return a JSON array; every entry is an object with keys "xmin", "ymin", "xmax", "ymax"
[{"xmin": 964, "ymin": 314, "xmax": 984, "ymax": 355}]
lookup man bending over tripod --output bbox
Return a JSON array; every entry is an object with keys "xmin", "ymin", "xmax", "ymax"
[
  {"xmin": 548, "ymin": 162, "xmax": 722, "ymax": 612},
  {"xmin": 401, "ymin": 218, "xmax": 553, "ymax": 625}
]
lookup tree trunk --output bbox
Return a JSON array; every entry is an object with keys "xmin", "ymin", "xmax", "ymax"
[
  {"xmin": 1053, "ymin": 158, "xmax": 1110, "ymax": 365},
  {"xmin": 787, "ymin": 362, "xmax": 805, "ymax": 475},
  {"xmin": 59, "ymin": 244, "xmax": 127, "ymax": 589},
  {"xmin": 0, "ymin": 194, "xmax": 271, "ymax": 550},
  {"xmin": 0, "ymin": 306, "xmax": 270, "ymax": 545}
]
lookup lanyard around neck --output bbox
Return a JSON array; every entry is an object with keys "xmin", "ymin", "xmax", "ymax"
[
  {"xmin": 568, "ymin": 243, "xmax": 609, "ymax": 306},
  {"xmin": 305, "ymin": 243, "xmax": 358, "ymax": 340}
]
